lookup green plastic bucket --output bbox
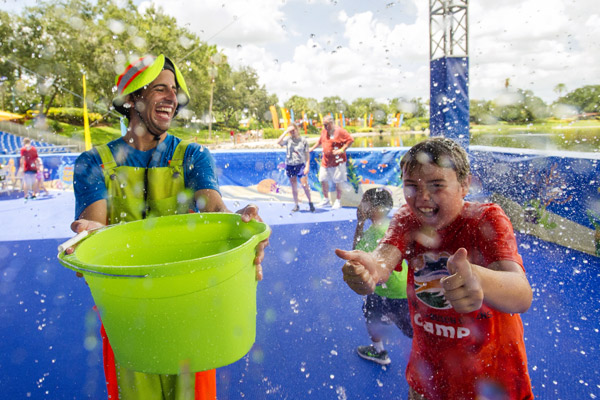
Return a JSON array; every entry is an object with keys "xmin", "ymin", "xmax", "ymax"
[{"xmin": 57, "ymin": 213, "xmax": 270, "ymax": 374}]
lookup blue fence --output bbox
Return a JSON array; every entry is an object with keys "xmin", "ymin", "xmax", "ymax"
[
  {"xmin": 0, "ymin": 131, "xmax": 72, "ymax": 154},
  {"xmin": 2, "ymin": 146, "xmax": 600, "ymax": 232}
]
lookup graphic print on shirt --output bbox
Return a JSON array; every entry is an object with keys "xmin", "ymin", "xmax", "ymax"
[{"xmin": 413, "ymin": 252, "xmax": 452, "ymax": 310}]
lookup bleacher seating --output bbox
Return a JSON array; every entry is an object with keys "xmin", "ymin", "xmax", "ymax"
[{"xmin": 0, "ymin": 131, "xmax": 71, "ymax": 154}]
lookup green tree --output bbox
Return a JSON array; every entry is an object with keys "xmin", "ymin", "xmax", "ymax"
[
  {"xmin": 347, "ymin": 97, "xmax": 377, "ymax": 119},
  {"xmin": 387, "ymin": 97, "xmax": 427, "ymax": 119},
  {"xmin": 494, "ymin": 89, "xmax": 548, "ymax": 124},
  {"xmin": 2, "ymin": 1, "xmax": 97, "ymax": 115},
  {"xmin": 0, "ymin": 0, "xmax": 266, "ymax": 129},
  {"xmin": 555, "ymin": 85, "xmax": 600, "ymax": 114},
  {"xmin": 284, "ymin": 95, "xmax": 318, "ymax": 120},
  {"xmin": 470, "ymin": 99, "xmax": 496, "ymax": 124},
  {"xmin": 97, "ymin": 1, "xmax": 214, "ymax": 120},
  {"xmin": 213, "ymin": 65, "xmax": 271, "ymax": 128},
  {"xmin": 554, "ymin": 83, "xmax": 567, "ymax": 97},
  {"xmin": 319, "ymin": 96, "xmax": 348, "ymax": 116}
]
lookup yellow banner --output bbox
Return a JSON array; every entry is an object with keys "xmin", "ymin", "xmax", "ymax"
[
  {"xmin": 269, "ymin": 105, "xmax": 279, "ymax": 130},
  {"xmin": 280, "ymin": 107, "xmax": 289, "ymax": 129},
  {"xmin": 82, "ymin": 74, "xmax": 92, "ymax": 151}
]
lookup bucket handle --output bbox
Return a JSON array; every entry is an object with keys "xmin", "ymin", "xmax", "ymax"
[
  {"xmin": 57, "ymin": 230, "xmax": 89, "ymax": 254},
  {"xmin": 57, "ymin": 229, "xmax": 148, "ymax": 278},
  {"xmin": 57, "ymin": 255, "xmax": 148, "ymax": 278}
]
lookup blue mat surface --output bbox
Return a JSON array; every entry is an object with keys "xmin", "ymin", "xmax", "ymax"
[{"xmin": 0, "ymin": 191, "xmax": 599, "ymax": 399}]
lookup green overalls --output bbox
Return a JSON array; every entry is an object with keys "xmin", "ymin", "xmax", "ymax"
[
  {"xmin": 97, "ymin": 140, "xmax": 194, "ymax": 224},
  {"xmin": 96, "ymin": 141, "xmax": 216, "ymax": 400}
]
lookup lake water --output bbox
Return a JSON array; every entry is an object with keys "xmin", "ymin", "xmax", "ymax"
[{"xmin": 352, "ymin": 131, "xmax": 600, "ymax": 152}]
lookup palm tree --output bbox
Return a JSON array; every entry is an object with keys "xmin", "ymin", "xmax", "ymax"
[{"xmin": 554, "ymin": 83, "xmax": 567, "ymax": 97}]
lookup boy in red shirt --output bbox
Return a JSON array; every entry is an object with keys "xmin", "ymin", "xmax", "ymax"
[{"xmin": 336, "ymin": 137, "xmax": 534, "ymax": 400}]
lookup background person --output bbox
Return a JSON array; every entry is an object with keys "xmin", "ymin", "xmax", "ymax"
[
  {"xmin": 71, "ymin": 54, "xmax": 268, "ymax": 400},
  {"xmin": 277, "ymin": 123, "xmax": 315, "ymax": 212},
  {"xmin": 308, "ymin": 115, "xmax": 353, "ymax": 209},
  {"xmin": 353, "ymin": 188, "xmax": 412, "ymax": 366},
  {"xmin": 35, "ymin": 157, "xmax": 49, "ymax": 196},
  {"xmin": 19, "ymin": 137, "xmax": 38, "ymax": 199},
  {"xmin": 336, "ymin": 138, "xmax": 533, "ymax": 399}
]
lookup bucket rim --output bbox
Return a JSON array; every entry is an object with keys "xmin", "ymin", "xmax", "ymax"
[{"xmin": 57, "ymin": 213, "xmax": 270, "ymax": 278}]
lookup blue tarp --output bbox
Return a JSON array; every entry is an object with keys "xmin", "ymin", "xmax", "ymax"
[
  {"xmin": 2, "ymin": 146, "xmax": 599, "ymax": 229},
  {"xmin": 430, "ymin": 57, "xmax": 470, "ymax": 148}
]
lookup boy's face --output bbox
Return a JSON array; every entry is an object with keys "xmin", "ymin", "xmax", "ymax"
[
  {"xmin": 357, "ymin": 199, "xmax": 374, "ymax": 220},
  {"xmin": 403, "ymin": 162, "xmax": 470, "ymax": 230}
]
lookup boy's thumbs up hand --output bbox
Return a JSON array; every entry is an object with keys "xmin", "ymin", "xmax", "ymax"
[
  {"xmin": 336, "ymin": 249, "xmax": 377, "ymax": 295},
  {"xmin": 440, "ymin": 248, "xmax": 484, "ymax": 313}
]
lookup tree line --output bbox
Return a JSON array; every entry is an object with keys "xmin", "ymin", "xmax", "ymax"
[{"xmin": 470, "ymin": 85, "xmax": 600, "ymax": 125}]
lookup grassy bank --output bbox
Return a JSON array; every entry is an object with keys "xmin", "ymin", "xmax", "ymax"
[{"xmin": 470, "ymin": 120, "xmax": 600, "ymax": 151}]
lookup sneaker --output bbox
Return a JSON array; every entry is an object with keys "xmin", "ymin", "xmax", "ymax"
[
  {"xmin": 291, "ymin": 205, "xmax": 300, "ymax": 212},
  {"xmin": 357, "ymin": 345, "xmax": 391, "ymax": 365},
  {"xmin": 332, "ymin": 199, "xmax": 342, "ymax": 209},
  {"xmin": 309, "ymin": 202, "xmax": 315, "ymax": 212},
  {"xmin": 318, "ymin": 198, "xmax": 331, "ymax": 207}
]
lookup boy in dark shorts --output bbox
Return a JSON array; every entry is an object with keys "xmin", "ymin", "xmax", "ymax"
[{"xmin": 353, "ymin": 188, "xmax": 412, "ymax": 365}]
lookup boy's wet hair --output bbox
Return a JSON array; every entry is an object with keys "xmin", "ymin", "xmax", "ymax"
[
  {"xmin": 400, "ymin": 137, "xmax": 470, "ymax": 183},
  {"xmin": 363, "ymin": 187, "xmax": 393, "ymax": 211}
]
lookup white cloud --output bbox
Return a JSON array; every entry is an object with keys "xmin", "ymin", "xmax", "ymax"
[
  {"xmin": 141, "ymin": 0, "xmax": 598, "ymax": 105},
  {"xmin": 470, "ymin": 0, "xmax": 600, "ymax": 101},
  {"xmin": 140, "ymin": 0, "xmax": 287, "ymax": 46}
]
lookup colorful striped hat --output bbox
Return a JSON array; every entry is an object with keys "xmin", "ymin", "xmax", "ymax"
[{"xmin": 113, "ymin": 54, "xmax": 190, "ymax": 116}]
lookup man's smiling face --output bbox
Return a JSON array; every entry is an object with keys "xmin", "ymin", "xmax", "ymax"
[{"xmin": 133, "ymin": 69, "xmax": 178, "ymax": 136}]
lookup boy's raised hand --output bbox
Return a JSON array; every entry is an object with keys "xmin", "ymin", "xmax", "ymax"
[
  {"xmin": 335, "ymin": 249, "xmax": 377, "ymax": 295},
  {"xmin": 440, "ymin": 248, "xmax": 484, "ymax": 313}
]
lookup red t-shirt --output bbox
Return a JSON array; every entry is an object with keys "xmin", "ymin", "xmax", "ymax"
[
  {"xmin": 20, "ymin": 146, "xmax": 38, "ymax": 172},
  {"xmin": 318, "ymin": 126, "xmax": 353, "ymax": 167},
  {"xmin": 382, "ymin": 202, "xmax": 533, "ymax": 400}
]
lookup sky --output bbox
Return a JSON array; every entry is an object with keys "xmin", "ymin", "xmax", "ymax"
[{"xmin": 2, "ymin": 0, "xmax": 599, "ymax": 105}]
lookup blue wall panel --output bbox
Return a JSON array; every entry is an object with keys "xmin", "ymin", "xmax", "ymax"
[
  {"xmin": 3, "ymin": 147, "xmax": 600, "ymax": 229},
  {"xmin": 430, "ymin": 57, "xmax": 470, "ymax": 148}
]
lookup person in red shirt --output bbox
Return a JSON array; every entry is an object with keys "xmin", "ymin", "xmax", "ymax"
[
  {"xmin": 20, "ymin": 137, "xmax": 38, "ymax": 199},
  {"xmin": 309, "ymin": 115, "xmax": 354, "ymax": 209},
  {"xmin": 336, "ymin": 137, "xmax": 534, "ymax": 400}
]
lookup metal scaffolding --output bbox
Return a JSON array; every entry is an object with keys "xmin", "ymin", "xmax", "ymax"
[{"xmin": 430, "ymin": 0, "xmax": 468, "ymax": 60}]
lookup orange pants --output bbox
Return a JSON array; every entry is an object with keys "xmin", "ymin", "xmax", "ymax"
[{"xmin": 100, "ymin": 323, "xmax": 216, "ymax": 399}]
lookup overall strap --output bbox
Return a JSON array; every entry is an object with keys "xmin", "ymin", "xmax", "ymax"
[
  {"xmin": 96, "ymin": 144, "xmax": 116, "ymax": 169},
  {"xmin": 96, "ymin": 144, "xmax": 117, "ymax": 182},
  {"xmin": 169, "ymin": 140, "xmax": 190, "ymax": 169}
]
